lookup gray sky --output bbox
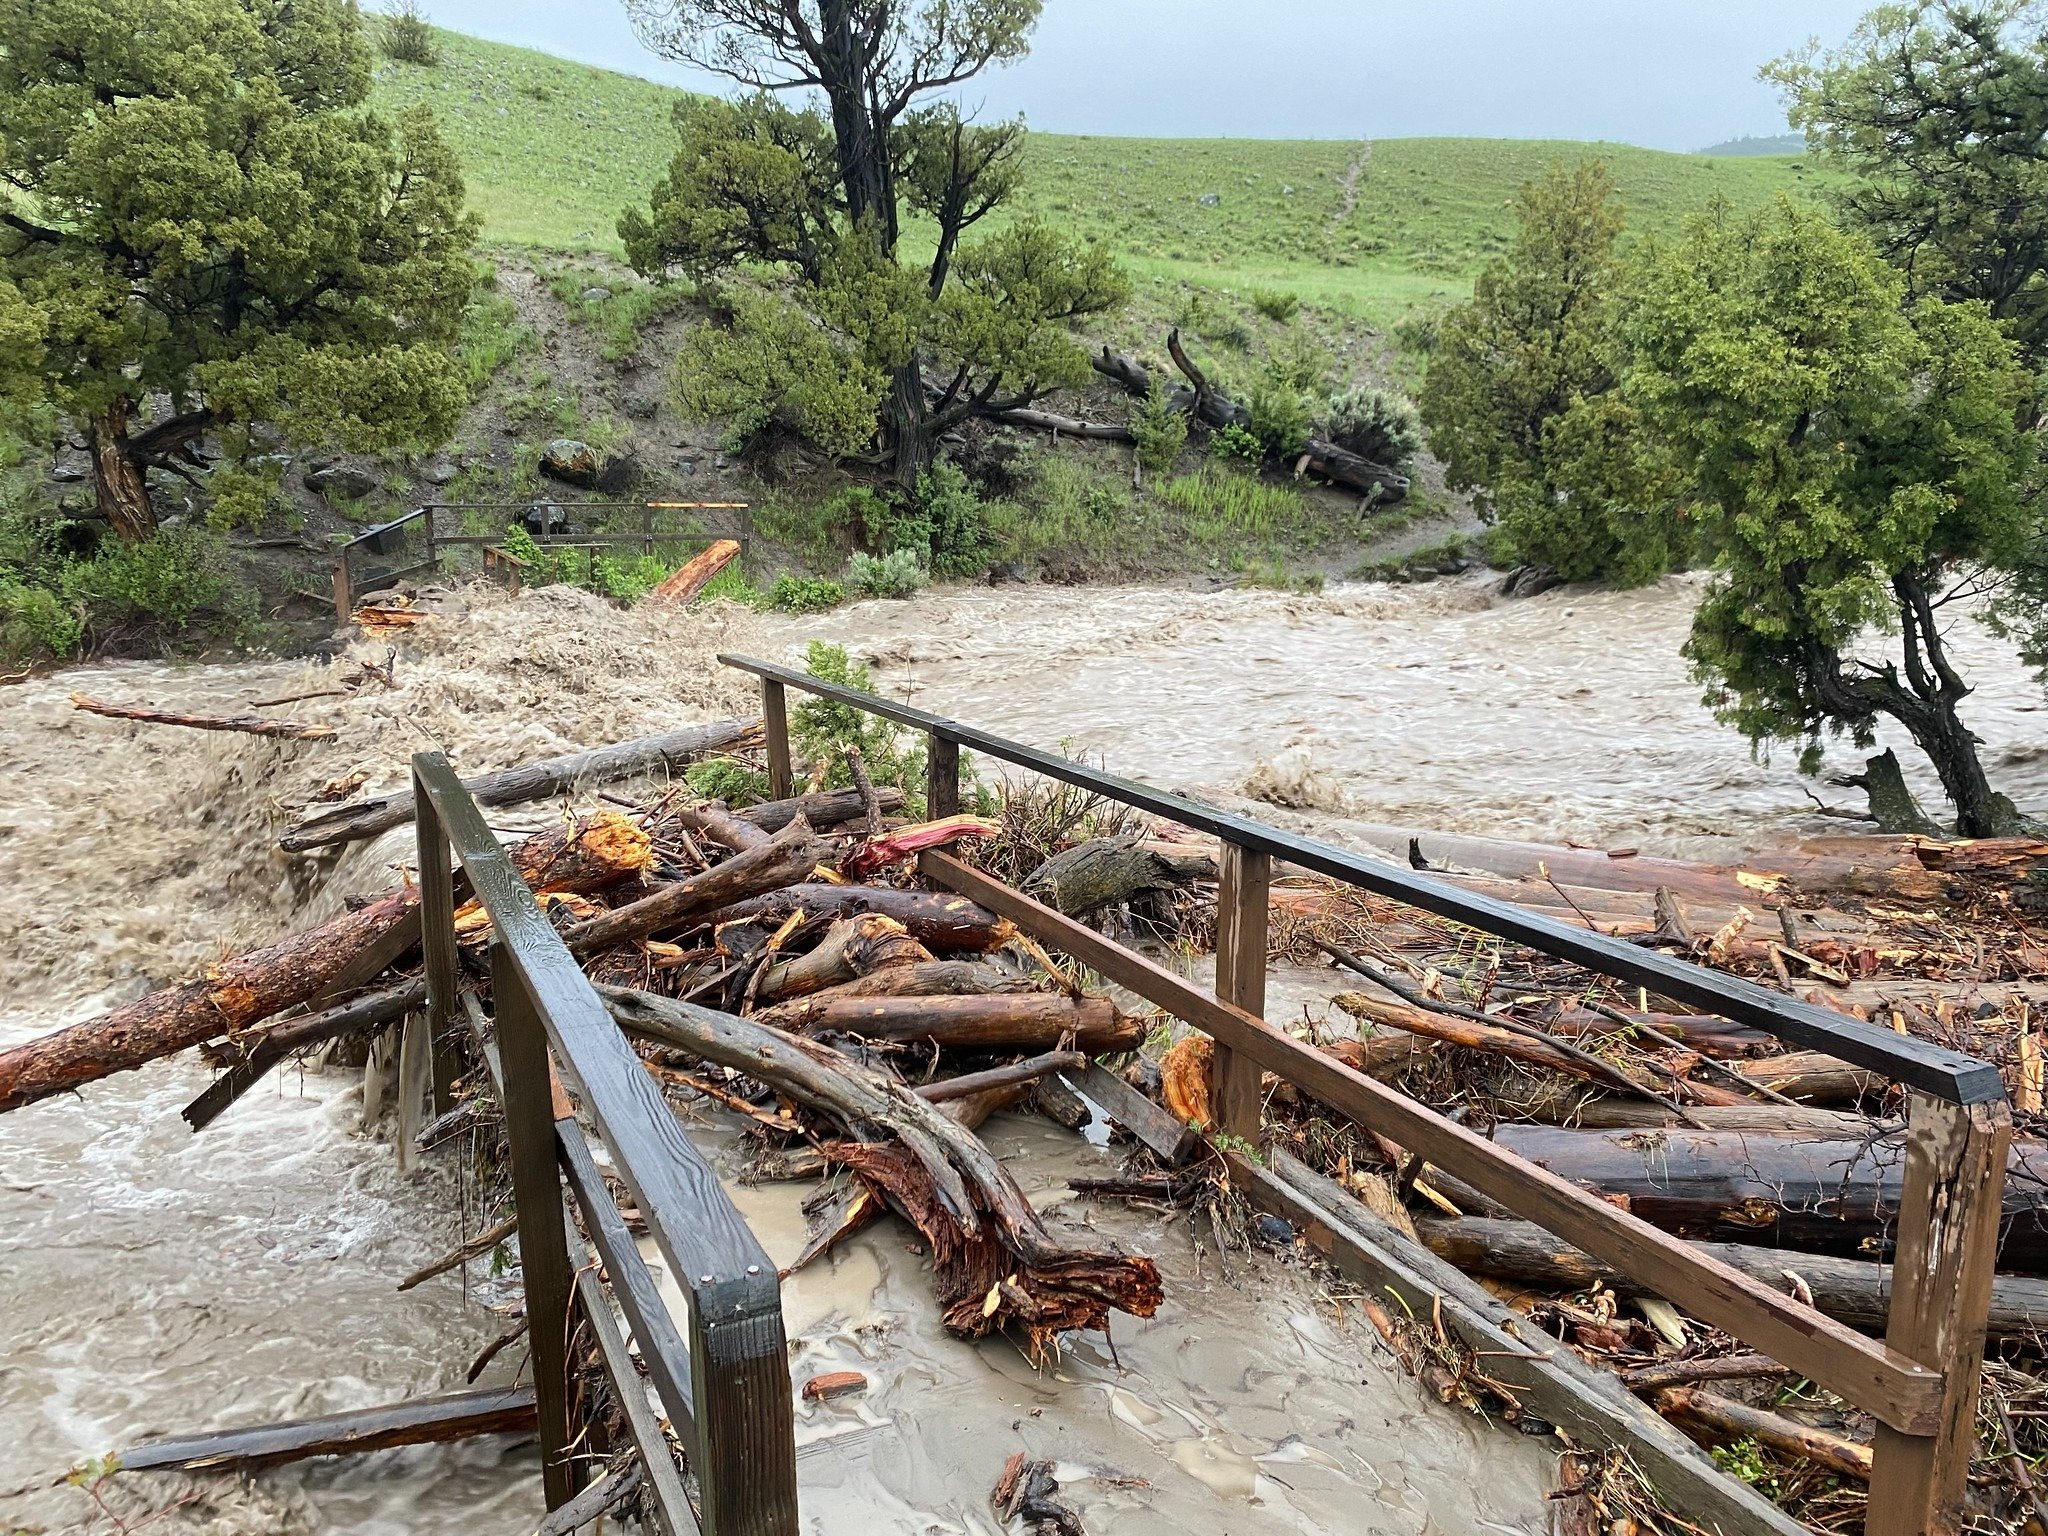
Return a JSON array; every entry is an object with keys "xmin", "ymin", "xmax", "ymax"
[{"xmin": 421, "ymin": 0, "xmax": 1875, "ymax": 151}]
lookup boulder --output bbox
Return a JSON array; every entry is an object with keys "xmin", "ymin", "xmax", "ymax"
[
  {"xmin": 1198, "ymin": 192, "xmax": 1222, "ymax": 207},
  {"xmin": 303, "ymin": 463, "xmax": 378, "ymax": 501},
  {"xmin": 1499, "ymin": 564, "xmax": 1564, "ymax": 600},
  {"xmin": 623, "ymin": 393, "xmax": 661, "ymax": 420},
  {"xmin": 596, "ymin": 452, "xmax": 641, "ymax": 497},
  {"xmin": 539, "ymin": 439, "xmax": 599, "ymax": 488},
  {"xmin": 580, "ymin": 285, "xmax": 613, "ymax": 304},
  {"xmin": 421, "ymin": 460, "xmax": 460, "ymax": 486},
  {"xmin": 521, "ymin": 502, "xmax": 571, "ymax": 537}
]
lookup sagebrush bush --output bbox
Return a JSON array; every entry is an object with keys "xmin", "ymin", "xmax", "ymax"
[
  {"xmin": 1394, "ymin": 309, "xmax": 1442, "ymax": 356},
  {"xmin": 847, "ymin": 548, "xmax": 926, "ymax": 599},
  {"xmin": 0, "ymin": 576, "xmax": 81, "ymax": 665},
  {"xmin": 379, "ymin": 0, "xmax": 440, "ymax": 65},
  {"xmin": 60, "ymin": 525, "xmax": 250, "ymax": 633},
  {"xmin": 1322, "ymin": 385, "xmax": 1423, "ymax": 467},
  {"xmin": 768, "ymin": 573, "xmax": 844, "ymax": 613}
]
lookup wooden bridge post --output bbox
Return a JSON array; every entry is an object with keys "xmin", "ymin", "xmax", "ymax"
[
  {"xmin": 761, "ymin": 679, "xmax": 793, "ymax": 801},
  {"xmin": 413, "ymin": 767, "xmax": 461, "ymax": 1116},
  {"xmin": 1211, "ymin": 841, "xmax": 1270, "ymax": 1143},
  {"xmin": 1866, "ymin": 1091, "xmax": 2011, "ymax": 1535},
  {"xmin": 928, "ymin": 733, "xmax": 960, "ymax": 819},
  {"xmin": 491, "ymin": 944, "xmax": 581, "ymax": 1511}
]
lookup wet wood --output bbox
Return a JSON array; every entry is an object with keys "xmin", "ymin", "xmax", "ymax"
[
  {"xmin": 562, "ymin": 817, "xmax": 821, "ymax": 954},
  {"xmin": 645, "ymin": 538, "xmax": 741, "ymax": 605},
  {"xmin": 1730, "ymin": 1049, "xmax": 1884, "ymax": 1105},
  {"xmin": 397, "ymin": 1213, "xmax": 519, "ymax": 1291},
  {"xmin": 281, "ymin": 717, "xmax": 756, "ymax": 852},
  {"xmin": 0, "ymin": 814, "xmax": 649, "ymax": 1112},
  {"xmin": 1022, "ymin": 835, "xmax": 1217, "ymax": 916},
  {"xmin": 1412, "ymin": 1216, "xmax": 2048, "ymax": 1339},
  {"xmin": 71, "ymin": 692, "xmax": 336, "ymax": 740},
  {"xmin": 116, "ymin": 1385, "xmax": 537, "ymax": 1472},
  {"xmin": 1658, "ymin": 1386, "xmax": 1872, "ymax": 1482},
  {"xmin": 738, "ymin": 785, "xmax": 904, "ymax": 835},
  {"xmin": 917, "ymin": 1051, "xmax": 1086, "ymax": 1104},
  {"xmin": 183, "ymin": 978, "xmax": 426, "ymax": 1131},
  {"xmin": 757, "ymin": 992, "xmax": 1140, "ymax": 1053},
  {"xmin": 672, "ymin": 800, "xmax": 773, "ymax": 852},
  {"xmin": 757, "ymin": 914, "xmax": 933, "ymax": 1000},
  {"xmin": 706, "ymin": 884, "xmax": 1017, "ymax": 953},
  {"xmin": 602, "ymin": 986, "xmax": 1162, "ymax": 1351},
  {"xmin": 794, "ymin": 959, "xmax": 1017, "ymax": 1001},
  {"xmin": 1061, "ymin": 1060, "xmax": 1202, "ymax": 1166},
  {"xmin": 1212, "ymin": 842, "xmax": 1270, "ymax": 1142}
]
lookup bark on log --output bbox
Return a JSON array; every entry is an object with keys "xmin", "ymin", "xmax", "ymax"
[
  {"xmin": 1413, "ymin": 1216, "xmax": 2048, "ymax": 1340},
  {"xmin": 0, "ymin": 813, "xmax": 649, "ymax": 1113},
  {"xmin": 645, "ymin": 539, "xmax": 740, "ymax": 605},
  {"xmin": 1656, "ymin": 1387, "xmax": 1872, "ymax": 1482},
  {"xmin": 758, "ymin": 914, "xmax": 933, "ymax": 1001},
  {"xmin": 116, "ymin": 1386, "xmax": 537, "ymax": 1473},
  {"xmin": 798, "ymin": 959, "xmax": 1022, "ymax": 1001},
  {"xmin": 706, "ymin": 885, "xmax": 1017, "ymax": 953},
  {"xmin": 1023, "ymin": 835, "xmax": 1216, "ymax": 916},
  {"xmin": 918, "ymin": 1051, "xmax": 1088, "ymax": 1105},
  {"xmin": 1485, "ymin": 1125, "xmax": 2048, "ymax": 1270},
  {"xmin": 279, "ymin": 718, "xmax": 757, "ymax": 853},
  {"xmin": 740, "ymin": 786, "xmax": 905, "ymax": 835},
  {"xmin": 562, "ymin": 818, "xmax": 821, "ymax": 954},
  {"xmin": 1090, "ymin": 347, "xmax": 1153, "ymax": 395},
  {"xmin": 672, "ymin": 801, "xmax": 773, "ymax": 853},
  {"xmin": 1728, "ymin": 1049, "xmax": 1884, "ymax": 1105},
  {"xmin": 757, "ymin": 993, "xmax": 1140, "ymax": 1054},
  {"xmin": 71, "ymin": 693, "xmax": 336, "ymax": 740},
  {"xmin": 183, "ymin": 978, "xmax": 427, "ymax": 1131},
  {"xmin": 601, "ymin": 987, "xmax": 1161, "ymax": 1350}
]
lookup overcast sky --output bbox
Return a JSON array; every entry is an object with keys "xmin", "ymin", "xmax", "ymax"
[{"xmin": 420, "ymin": 0, "xmax": 1875, "ymax": 151}]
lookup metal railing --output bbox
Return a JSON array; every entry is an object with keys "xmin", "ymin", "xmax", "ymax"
[
  {"xmin": 721, "ymin": 651, "xmax": 2012, "ymax": 1536},
  {"xmin": 335, "ymin": 501, "xmax": 752, "ymax": 622},
  {"xmin": 413, "ymin": 752, "xmax": 798, "ymax": 1536}
]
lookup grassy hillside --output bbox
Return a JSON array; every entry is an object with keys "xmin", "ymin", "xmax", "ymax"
[{"xmin": 372, "ymin": 28, "xmax": 1819, "ymax": 328}]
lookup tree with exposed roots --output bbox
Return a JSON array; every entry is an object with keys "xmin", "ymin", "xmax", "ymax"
[
  {"xmin": 0, "ymin": 0, "xmax": 478, "ymax": 542},
  {"xmin": 621, "ymin": 0, "xmax": 1129, "ymax": 492}
]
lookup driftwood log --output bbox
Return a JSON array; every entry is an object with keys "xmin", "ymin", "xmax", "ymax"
[
  {"xmin": 71, "ymin": 693, "xmax": 336, "ymax": 740},
  {"xmin": 758, "ymin": 993, "xmax": 1139, "ymax": 1053},
  {"xmin": 706, "ymin": 885, "xmax": 1017, "ymax": 953},
  {"xmin": 1414, "ymin": 1215, "xmax": 2048, "ymax": 1340},
  {"xmin": 757, "ymin": 914, "xmax": 932, "ymax": 1000},
  {"xmin": 278, "ymin": 717, "xmax": 757, "ymax": 852},
  {"xmin": 644, "ymin": 539, "xmax": 739, "ymax": 605},
  {"xmin": 563, "ymin": 817, "xmax": 821, "ymax": 954},
  {"xmin": 0, "ymin": 812, "xmax": 651, "ymax": 1113},
  {"xmin": 601, "ymin": 987, "xmax": 1162, "ymax": 1351},
  {"xmin": 1022, "ymin": 835, "xmax": 1216, "ymax": 916},
  {"xmin": 184, "ymin": 978, "xmax": 428, "ymax": 1131}
]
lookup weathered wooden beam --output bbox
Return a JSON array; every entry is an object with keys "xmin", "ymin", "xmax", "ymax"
[
  {"xmin": 1060, "ymin": 1062, "xmax": 1201, "ymax": 1167},
  {"xmin": 761, "ymin": 680, "xmax": 792, "ymax": 801},
  {"xmin": 1211, "ymin": 842, "xmax": 1269, "ymax": 1143},
  {"xmin": 117, "ymin": 1385, "xmax": 536, "ymax": 1473}
]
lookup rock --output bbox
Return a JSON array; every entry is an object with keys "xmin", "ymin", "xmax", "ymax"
[
  {"xmin": 987, "ymin": 559, "xmax": 1032, "ymax": 585},
  {"xmin": 539, "ymin": 438, "xmax": 599, "ymax": 488},
  {"xmin": 303, "ymin": 463, "xmax": 378, "ymax": 500},
  {"xmin": 579, "ymin": 285, "xmax": 613, "ymax": 303},
  {"xmin": 623, "ymin": 393, "xmax": 661, "ymax": 420},
  {"xmin": 1500, "ymin": 564, "xmax": 1564, "ymax": 599},
  {"xmin": 522, "ymin": 502, "xmax": 571, "ymax": 537},
  {"xmin": 49, "ymin": 459, "xmax": 89, "ymax": 485},
  {"xmin": 596, "ymin": 452, "xmax": 641, "ymax": 497},
  {"xmin": 1198, "ymin": 192, "xmax": 1221, "ymax": 207},
  {"xmin": 1254, "ymin": 1214, "xmax": 1296, "ymax": 1246},
  {"xmin": 421, "ymin": 460, "xmax": 459, "ymax": 486}
]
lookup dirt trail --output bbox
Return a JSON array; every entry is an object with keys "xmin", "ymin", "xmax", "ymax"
[{"xmin": 1332, "ymin": 139, "xmax": 1372, "ymax": 225}]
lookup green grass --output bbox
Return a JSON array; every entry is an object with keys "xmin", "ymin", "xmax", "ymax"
[{"xmin": 373, "ymin": 28, "xmax": 1821, "ymax": 332}]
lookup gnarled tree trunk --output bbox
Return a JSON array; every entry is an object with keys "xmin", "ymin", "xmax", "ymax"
[{"xmin": 89, "ymin": 400, "xmax": 155, "ymax": 544}]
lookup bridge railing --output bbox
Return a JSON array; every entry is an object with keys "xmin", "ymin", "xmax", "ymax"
[
  {"xmin": 413, "ymin": 752, "xmax": 798, "ymax": 1536},
  {"xmin": 720, "ymin": 651, "xmax": 2011, "ymax": 1536}
]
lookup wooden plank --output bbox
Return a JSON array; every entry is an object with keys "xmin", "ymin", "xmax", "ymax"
[
  {"xmin": 723, "ymin": 652, "xmax": 2001, "ymax": 1105},
  {"xmin": 182, "ymin": 979, "xmax": 425, "ymax": 1132},
  {"xmin": 416, "ymin": 782, "xmax": 462, "ymax": 1117},
  {"xmin": 557, "ymin": 1118, "xmax": 700, "ymax": 1465},
  {"xmin": 920, "ymin": 850, "xmax": 1944, "ymax": 1436},
  {"xmin": 1226, "ymin": 1149, "xmax": 1811, "ymax": 1536},
  {"xmin": 1060, "ymin": 1062, "xmax": 1200, "ymax": 1166},
  {"xmin": 927, "ymin": 733, "xmax": 960, "ymax": 819},
  {"xmin": 1211, "ymin": 842, "xmax": 1269, "ymax": 1142},
  {"xmin": 493, "ymin": 945, "xmax": 581, "ymax": 1511},
  {"xmin": 414, "ymin": 754, "xmax": 797, "ymax": 1536},
  {"xmin": 119, "ymin": 1386, "xmax": 536, "ymax": 1473},
  {"xmin": 1866, "ymin": 1093, "xmax": 2013, "ymax": 1536},
  {"xmin": 761, "ymin": 680, "xmax": 793, "ymax": 801},
  {"xmin": 574, "ymin": 1256, "xmax": 701, "ymax": 1536}
]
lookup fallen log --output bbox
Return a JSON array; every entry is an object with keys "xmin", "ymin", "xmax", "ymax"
[
  {"xmin": 840, "ymin": 815, "xmax": 1000, "ymax": 880},
  {"xmin": 758, "ymin": 993, "xmax": 1140, "ymax": 1053},
  {"xmin": 672, "ymin": 800, "xmax": 773, "ymax": 852},
  {"xmin": 1023, "ymin": 835, "xmax": 1217, "ymax": 917},
  {"xmin": 797, "ymin": 959, "xmax": 1022, "ymax": 1001},
  {"xmin": 1729, "ymin": 1049, "xmax": 1884, "ymax": 1105},
  {"xmin": 116, "ymin": 1385, "xmax": 536, "ymax": 1473},
  {"xmin": 740, "ymin": 786, "xmax": 904, "ymax": 835},
  {"xmin": 563, "ymin": 818, "xmax": 822, "ymax": 954},
  {"xmin": 917, "ymin": 1051, "xmax": 1087, "ymax": 1105},
  {"xmin": 1655, "ymin": 1386, "xmax": 1871, "ymax": 1483},
  {"xmin": 705, "ymin": 885, "xmax": 1017, "ymax": 953},
  {"xmin": 278, "ymin": 717, "xmax": 757, "ymax": 852},
  {"xmin": 1485, "ymin": 1125, "xmax": 2048, "ymax": 1270},
  {"xmin": 183, "ymin": 978, "xmax": 427, "ymax": 1131},
  {"xmin": 644, "ymin": 538, "xmax": 741, "ymax": 605},
  {"xmin": 757, "ymin": 914, "xmax": 933, "ymax": 1001},
  {"xmin": 0, "ymin": 813, "xmax": 649, "ymax": 1113},
  {"xmin": 1414, "ymin": 1215, "xmax": 2048, "ymax": 1338},
  {"xmin": 71, "ymin": 692, "xmax": 336, "ymax": 740},
  {"xmin": 601, "ymin": 987, "xmax": 1162, "ymax": 1351}
]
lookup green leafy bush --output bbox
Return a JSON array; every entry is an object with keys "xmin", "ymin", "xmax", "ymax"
[
  {"xmin": 792, "ymin": 641, "xmax": 928, "ymax": 811},
  {"xmin": 1247, "ymin": 374, "xmax": 1315, "ymax": 458},
  {"xmin": 1209, "ymin": 422, "xmax": 1265, "ymax": 466},
  {"xmin": 768, "ymin": 574, "xmax": 845, "ymax": 613},
  {"xmin": 591, "ymin": 552, "xmax": 675, "ymax": 603},
  {"xmin": 697, "ymin": 563, "xmax": 763, "ymax": 605},
  {"xmin": 847, "ymin": 548, "xmax": 927, "ymax": 599},
  {"xmin": 1129, "ymin": 386, "xmax": 1189, "ymax": 475},
  {"xmin": 0, "ymin": 574, "xmax": 81, "ymax": 664},
  {"xmin": 60, "ymin": 525, "xmax": 250, "ymax": 633},
  {"xmin": 379, "ymin": 0, "xmax": 440, "ymax": 65},
  {"xmin": 686, "ymin": 757, "xmax": 770, "ymax": 805},
  {"xmin": 1322, "ymin": 385, "xmax": 1423, "ymax": 467},
  {"xmin": 1393, "ymin": 309, "xmax": 1442, "ymax": 356},
  {"xmin": 913, "ymin": 461, "xmax": 992, "ymax": 577},
  {"xmin": 1251, "ymin": 288, "xmax": 1302, "ymax": 323}
]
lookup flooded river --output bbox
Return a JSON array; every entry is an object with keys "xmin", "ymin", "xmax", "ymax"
[{"xmin": 3, "ymin": 573, "xmax": 2042, "ymax": 1532}]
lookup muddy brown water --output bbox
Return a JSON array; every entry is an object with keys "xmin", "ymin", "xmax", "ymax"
[{"xmin": 5, "ymin": 574, "xmax": 2042, "ymax": 1532}]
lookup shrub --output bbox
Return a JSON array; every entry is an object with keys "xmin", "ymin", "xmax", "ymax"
[
  {"xmin": 846, "ymin": 549, "xmax": 926, "ymax": 599},
  {"xmin": 1251, "ymin": 288, "xmax": 1302, "ymax": 323},
  {"xmin": 1322, "ymin": 385, "xmax": 1423, "ymax": 468},
  {"xmin": 697, "ymin": 563, "xmax": 764, "ymax": 606},
  {"xmin": 686, "ymin": 757, "xmax": 770, "ymax": 805},
  {"xmin": 1209, "ymin": 422, "xmax": 1265, "ymax": 466},
  {"xmin": 1267, "ymin": 327, "xmax": 1336, "ymax": 394},
  {"xmin": 1163, "ymin": 466, "xmax": 1307, "ymax": 538},
  {"xmin": 379, "ymin": 0, "xmax": 440, "ymax": 65},
  {"xmin": 1394, "ymin": 308, "xmax": 1443, "ymax": 356},
  {"xmin": 913, "ymin": 461, "xmax": 992, "ymax": 577},
  {"xmin": 0, "ymin": 575, "xmax": 81, "ymax": 665},
  {"xmin": 768, "ymin": 573, "xmax": 845, "ymax": 613},
  {"xmin": 592, "ymin": 552, "xmax": 675, "ymax": 604},
  {"xmin": 1246, "ymin": 378, "xmax": 1314, "ymax": 458},
  {"xmin": 1129, "ymin": 386, "xmax": 1189, "ymax": 476},
  {"xmin": 792, "ymin": 641, "xmax": 928, "ymax": 811},
  {"xmin": 61, "ymin": 525, "xmax": 250, "ymax": 633}
]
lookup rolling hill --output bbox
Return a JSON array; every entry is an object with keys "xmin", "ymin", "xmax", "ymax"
[{"xmin": 370, "ymin": 28, "xmax": 1821, "ymax": 329}]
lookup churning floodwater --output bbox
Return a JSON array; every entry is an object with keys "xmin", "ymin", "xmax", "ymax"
[{"xmin": 3, "ymin": 572, "xmax": 2041, "ymax": 1532}]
